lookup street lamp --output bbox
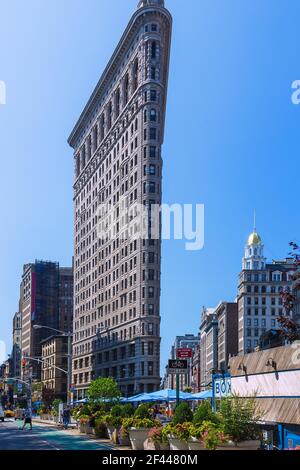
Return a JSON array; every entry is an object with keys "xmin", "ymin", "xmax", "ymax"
[{"xmin": 33, "ymin": 324, "xmax": 72, "ymax": 405}]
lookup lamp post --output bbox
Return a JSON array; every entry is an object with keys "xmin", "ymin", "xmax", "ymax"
[{"xmin": 33, "ymin": 325, "xmax": 72, "ymax": 405}]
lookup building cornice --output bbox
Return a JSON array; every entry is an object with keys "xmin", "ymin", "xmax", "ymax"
[{"xmin": 68, "ymin": 5, "xmax": 172, "ymax": 150}]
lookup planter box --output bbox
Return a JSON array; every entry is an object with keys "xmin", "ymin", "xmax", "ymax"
[
  {"xmin": 86, "ymin": 425, "xmax": 95, "ymax": 435},
  {"xmin": 129, "ymin": 428, "xmax": 150, "ymax": 451},
  {"xmin": 169, "ymin": 437, "xmax": 189, "ymax": 451},
  {"xmin": 106, "ymin": 426, "xmax": 115, "ymax": 440},
  {"xmin": 118, "ymin": 435, "xmax": 131, "ymax": 447},
  {"xmin": 217, "ymin": 440, "xmax": 261, "ymax": 451},
  {"xmin": 144, "ymin": 439, "xmax": 170, "ymax": 451},
  {"xmin": 145, "ymin": 440, "xmax": 170, "ymax": 451},
  {"xmin": 188, "ymin": 438, "xmax": 206, "ymax": 451},
  {"xmin": 105, "ymin": 426, "xmax": 118, "ymax": 444},
  {"xmin": 79, "ymin": 423, "xmax": 88, "ymax": 434}
]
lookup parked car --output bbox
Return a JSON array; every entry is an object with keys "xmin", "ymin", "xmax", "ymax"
[
  {"xmin": 0, "ymin": 406, "xmax": 5, "ymax": 422},
  {"xmin": 5, "ymin": 410, "xmax": 15, "ymax": 418}
]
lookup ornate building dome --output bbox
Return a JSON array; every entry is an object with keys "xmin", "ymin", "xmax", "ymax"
[
  {"xmin": 138, "ymin": 0, "xmax": 165, "ymax": 8},
  {"xmin": 247, "ymin": 231, "xmax": 262, "ymax": 246}
]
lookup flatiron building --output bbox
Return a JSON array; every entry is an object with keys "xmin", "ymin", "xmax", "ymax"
[{"xmin": 68, "ymin": 0, "xmax": 172, "ymax": 397}]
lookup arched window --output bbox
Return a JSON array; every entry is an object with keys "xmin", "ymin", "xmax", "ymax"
[
  {"xmin": 133, "ymin": 59, "xmax": 139, "ymax": 91},
  {"xmin": 107, "ymin": 101, "xmax": 113, "ymax": 129},
  {"xmin": 100, "ymin": 114, "xmax": 105, "ymax": 141},
  {"xmin": 124, "ymin": 74, "xmax": 129, "ymax": 104},
  {"xmin": 81, "ymin": 146, "xmax": 86, "ymax": 168},
  {"xmin": 115, "ymin": 88, "xmax": 120, "ymax": 118},
  {"xmin": 150, "ymin": 109, "xmax": 157, "ymax": 122},
  {"xmin": 151, "ymin": 41, "xmax": 156, "ymax": 59},
  {"xmin": 76, "ymin": 154, "xmax": 80, "ymax": 177}
]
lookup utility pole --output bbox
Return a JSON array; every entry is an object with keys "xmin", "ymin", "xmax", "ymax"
[
  {"xmin": 67, "ymin": 332, "xmax": 72, "ymax": 406},
  {"xmin": 27, "ymin": 375, "xmax": 32, "ymax": 410},
  {"xmin": 176, "ymin": 373, "xmax": 180, "ymax": 407}
]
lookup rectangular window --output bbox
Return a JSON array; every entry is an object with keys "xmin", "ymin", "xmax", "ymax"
[
  {"xmin": 150, "ymin": 90, "xmax": 157, "ymax": 102},
  {"xmin": 150, "ymin": 128, "xmax": 157, "ymax": 140},
  {"xmin": 149, "ymin": 164, "xmax": 156, "ymax": 175},
  {"xmin": 149, "ymin": 182, "xmax": 156, "ymax": 193},
  {"xmin": 150, "ymin": 146, "xmax": 156, "ymax": 158}
]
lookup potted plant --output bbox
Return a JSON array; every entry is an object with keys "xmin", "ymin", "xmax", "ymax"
[
  {"xmin": 95, "ymin": 417, "xmax": 107, "ymax": 438},
  {"xmin": 147, "ymin": 427, "xmax": 170, "ymax": 451},
  {"xmin": 79, "ymin": 415, "xmax": 90, "ymax": 434},
  {"xmin": 188, "ymin": 424, "xmax": 206, "ymax": 450},
  {"xmin": 163, "ymin": 422, "xmax": 191, "ymax": 451},
  {"xmin": 103, "ymin": 414, "xmax": 122, "ymax": 441},
  {"xmin": 217, "ymin": 396, "xmax": 262, "ymax": 450},
  {"xmin": 124, "ymin": 416, "xmax": 161, "ymax": 450},
  {"xmin": 164, "ymin": 402, "xmax": 193, "ymax": 451},
  {"xmin": 189, "ymin": 421, "xmax": 227, "ymax": 450},
  {"xmin": 118, "ymin": 423, "xmax": 132, "ymax": 447},
  {"xmin": 116, "ymin": 404, "xmax": 135, "ymax": 446}
]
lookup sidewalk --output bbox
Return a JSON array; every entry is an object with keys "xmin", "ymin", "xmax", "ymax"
[{"xmin": 32, "ymin": 418, "xmax": 128, "ymax": 450}]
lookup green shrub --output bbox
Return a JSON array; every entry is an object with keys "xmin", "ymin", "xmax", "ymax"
[
  {"xmin": 103, "ymin": 414, "xmax": 122, "ymax": 428},
  {"xmin": 95, "ymin": 418, "xmax": 107, "ymax": 438},
  {"xmin": 219, "ymin": 396, "xmax": 262, "ymax": 443},
  {"xmin": 110, "ymin": 405, "xmax": 123, "ymax": 417},
  {"xmin": 162, "ymin": 423, "xmax": 192, "ymax": 442},
  {"xmin": 172, "ymin": 402, "xmax": 193, "ymax": 425},
  {"xmin": 193, "ymin": 401, "xmax": 220, "ymax": 425},
  {"xmin": 121, "ymin": 404, "xmax": 134, "ymax": 417},
  {"xmin": 122, "ymin": 417, "xmax": 160, "ymax": 430},
  {"xmin": 134, "ymin": 404, "xmax": 152, "ymax": 420}
]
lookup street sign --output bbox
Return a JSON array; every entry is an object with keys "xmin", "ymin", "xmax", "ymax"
[
  {"xmin": 177, "ymin": 348, "xmax": 193, "ymax": 359},
  {"xmin": 214, "ymin": 377, "xmax": 231, "ymax": 398},
  {"xmin": 168, "ymin": 359, "xmax": 188, "ymax": 374}
]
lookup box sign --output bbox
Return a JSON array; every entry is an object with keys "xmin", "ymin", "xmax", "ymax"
[
  {"xmin": 168, "ymin": 359, "xmax": 188, "ymax": 374},
  {"xmin": 177, "ymin": 348, "xmax": 193, "ymax": 359},
  {"xmin": 214, "ymin": 377, "xmax": 232, "ymax": 398}
]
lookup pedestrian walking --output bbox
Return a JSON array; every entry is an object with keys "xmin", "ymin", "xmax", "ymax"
[
  {"xmin": 62, "ymin": 407, "xmax": 71, "ymax": 430},
  {"xmin": 22, "ymin": 408, "xmax": 32, "ymax": 431}
]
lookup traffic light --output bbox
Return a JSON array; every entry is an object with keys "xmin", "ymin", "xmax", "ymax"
[{"xmin": 22, "ymin": 359, "xmax": 27, "ymax": 370}]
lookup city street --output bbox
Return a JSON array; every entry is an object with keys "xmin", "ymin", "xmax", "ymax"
[{"xmin": 0, "ymin": 420, "xmax": 114, "ymax": 451}]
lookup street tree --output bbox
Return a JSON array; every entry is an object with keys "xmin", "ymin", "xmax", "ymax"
[{"xmin": 87, "ymin": 378, "xmax": 121, "ymax": 403}]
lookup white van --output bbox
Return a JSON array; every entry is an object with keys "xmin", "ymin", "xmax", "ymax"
[{"xmin": 0, "ymin": 406, "xmax": 4, "ymax": 422}]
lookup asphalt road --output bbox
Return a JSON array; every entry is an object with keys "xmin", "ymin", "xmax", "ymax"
[{"xmin": 0, "ymin": 419, "xmax": 114, "ymax": 450}]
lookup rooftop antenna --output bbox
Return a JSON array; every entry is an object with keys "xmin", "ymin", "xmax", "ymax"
[{"xmin": 253, "ymin": 210, "xmax": 256, "ymax": 232}]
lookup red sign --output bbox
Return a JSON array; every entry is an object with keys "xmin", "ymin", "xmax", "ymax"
[{"xmin": 176, "ymin": 348, "xmax": 193, "ymax": 359}]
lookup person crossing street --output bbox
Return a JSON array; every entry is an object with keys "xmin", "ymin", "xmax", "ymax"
[{"xmin": 22, "ymin": 408, "xmax": 32, "ymax": 431}]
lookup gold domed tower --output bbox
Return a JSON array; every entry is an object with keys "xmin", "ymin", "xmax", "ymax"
[{"xmin": 242, "ymin": 217, "xmax": 266, "ymax": 270}]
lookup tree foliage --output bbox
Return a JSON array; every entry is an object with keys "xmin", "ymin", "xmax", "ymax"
[
  {"xmin": 278, "ymin": 242, "xmax": 300, "ymax": 342},
  {"xmin": 172, "ymin": 402, "xmax": 193, "ymax": 425},
  {"xmin": 87, "ymin": 378, "xmax": 121, "ymax": 402}
]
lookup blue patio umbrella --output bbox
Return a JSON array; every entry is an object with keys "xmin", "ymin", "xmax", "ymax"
[
  {"xmin": 189, "ymin": 390, "xmax": 213, "ymax": 400},
  {"xmin": 126, "ymin": 393, "xmax": 154, "ymax": 403},
  {"xmin": 74, "ymin": 398, "xmax": 88, "ymax": 404},
  {"xmin": 148, "ymin": 389, "xmax": 193, "ymax": 402}
]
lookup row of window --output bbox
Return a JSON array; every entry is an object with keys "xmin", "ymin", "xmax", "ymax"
[
  {"xmin": 246, "ymin": 307, "xmax": 285, "ymax": 316},
  {"xmin": 246, "ymin": 285, "xmax": 290, "ymax": 294},
  {"xmin": 246, "ymin": 297, "xmax": 283, "ymax": 306}
]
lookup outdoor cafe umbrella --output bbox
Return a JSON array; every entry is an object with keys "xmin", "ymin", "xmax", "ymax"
[
  {"xmin": 148, "ymin": 389, "xmax": 193, "ymax": 402},
  {"xmin": 188, "ymin": 390, "xmax": 213, "ymax": 400},
  {"xmin": 126, "ymin": 393, "xmax": 154, "ymax": 403}
]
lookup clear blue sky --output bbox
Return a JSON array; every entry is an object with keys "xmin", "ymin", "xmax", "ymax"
[{"xmin": 1, "ymin": 0, "xmax": 300, "ymax": 372}]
